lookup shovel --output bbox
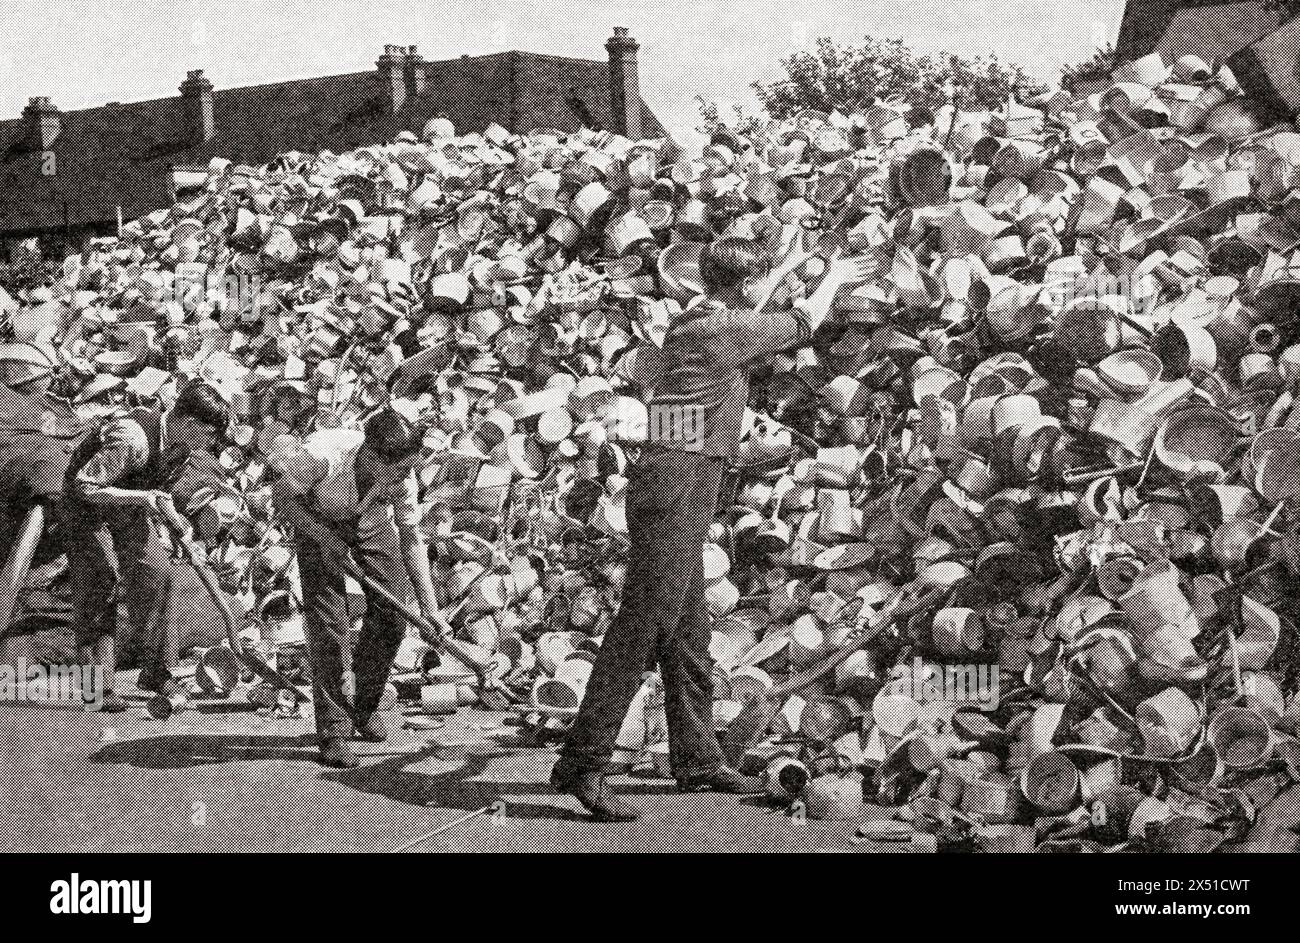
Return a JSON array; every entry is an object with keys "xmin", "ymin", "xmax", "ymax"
[
  {"xmin": 157, "ymin": 512, "xmax": 311, "ymax": 703},
  {"xmin": 279, "ymin": 496, "xmax": 518, "ymax": 710},
  {"xmin": 721, "ymin": 584, "xmax": 948, "ymax": 767}
]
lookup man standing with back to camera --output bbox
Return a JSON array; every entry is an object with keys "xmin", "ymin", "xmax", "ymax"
[
  {"xmin": 0, "ymin": 342, "xmax": 83, "ymax": 649},
  {"xmin": 551, "ymin": 236, "xmax": 870, "ymax": 820}
]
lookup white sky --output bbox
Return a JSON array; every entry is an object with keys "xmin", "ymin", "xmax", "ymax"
[{"xmin": 0, "ymin": 0, "xmax": 1126, "ymax": 138}]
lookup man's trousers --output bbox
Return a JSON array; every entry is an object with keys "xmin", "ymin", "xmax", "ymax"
[
  {"xmin": 560, "ymin": 448, "xmax": 727, "ymax": 779},
  {"xmin": 63, "ymin": 501, "xmax": 171, "ymax": 671},
  {"xmin": 296, "ymin": 514, "xmax": 413, "ymax": 740}
]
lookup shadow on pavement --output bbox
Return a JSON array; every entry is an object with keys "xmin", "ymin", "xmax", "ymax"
[
  {"xmin": 319, "ymin": 745, "xmax": 678, "ymax": 819},
  {"xmin": 320, "ymin": 751, "xmax": 586, "ymax": 820},
  {"xmin": 87, "ymin": 729, "xmax": 682, "ymax": 822},
  {"xmin": 90, "ymin": 733, "xmax": 320, "ymax": 768}
]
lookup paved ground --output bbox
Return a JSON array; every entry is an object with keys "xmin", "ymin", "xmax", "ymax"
[
  {"xmin": 6, "ymin": 676, "xmax": 1296, "ymax": 853},
  {"xmin": 0, "ymin": 680, "xmax": 900, "ymax": 853}
]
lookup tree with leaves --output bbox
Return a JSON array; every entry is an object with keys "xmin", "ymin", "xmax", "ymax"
[
  {"xmin": 0, "ymin": 245, "xmax": 57, "ymax": 304},
  {"xmin": 1060, "ymin": 43, "xmax": 1116, "ymax": 95},
  {"xmin": 694, "ymin": 97, "xmax": 764, "ymax": 137},
  {"xmin": 749, "ymin": 36, "xmax": 1048, "ymax": 120}
]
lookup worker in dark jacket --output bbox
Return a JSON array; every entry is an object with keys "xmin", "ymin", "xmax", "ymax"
[
  {"xmin": 551, "ymin": 237, "xmax": 871, "ymax": 820},
  {"xmin": 0, "ymin": 343, "xmax": 81, "ymax": 560},
  {"xmin": 0, "ymin": 345, "xmax": 85, "ymax": 649},
  {"xmin": 63, "ymin": 380, "xmax": 229, "ymax": 711}
]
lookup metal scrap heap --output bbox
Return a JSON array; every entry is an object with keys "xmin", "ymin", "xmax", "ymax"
[{"xmin": 6, "ymin": 46, "xmax": 1300, "ymax": 851}]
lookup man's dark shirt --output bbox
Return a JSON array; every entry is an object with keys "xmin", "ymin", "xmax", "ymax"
[
  {"xmin": 66, "ymin": 408, "xmax": 190, "ymax": 499},
  {"xmin": 648, "ymin": 299, "xmax": 811, "ymax": 461}
]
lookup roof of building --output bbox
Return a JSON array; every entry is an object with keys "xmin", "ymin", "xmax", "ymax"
[
  {"xmin": 1114, "ymin": 0, "xmax": 1290, "ymax": 67},
  {"xmin": 0, "ymin": 49, "xmax": 666, "ymax": 234}
]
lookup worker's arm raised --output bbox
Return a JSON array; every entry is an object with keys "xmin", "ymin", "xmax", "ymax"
[
  {"xmin": 685, "ymin": 254, "xmax": 876, "ymax": 370},
  {"xmin": 794, "ymin": 252, "xmax": 877, "ymax": 334}
]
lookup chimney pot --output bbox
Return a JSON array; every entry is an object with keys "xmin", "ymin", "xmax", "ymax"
[
  {"xmin": 379, "ymin": 46, "xmax": 407, "ymax": 114},
  {"xmin": 405, "ymin": 46, "xmax": 428, "ymax": 97},
  {"xmin": 24, "ymin": 97, "xmax": 60, "ymax": 149}
]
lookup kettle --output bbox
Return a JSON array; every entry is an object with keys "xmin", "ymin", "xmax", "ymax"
[{"xmin": 801, "ymin": 754, "xmax": 865, "ymax": 820}]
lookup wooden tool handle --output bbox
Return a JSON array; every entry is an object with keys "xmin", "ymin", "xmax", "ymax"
[
  {"xmin": 771, "ymin": 585, "xmax": 947, "ymax": 699},
  {"xmin": 0, "ymin": 505, "xmax": 44, "ymax": 639},
  {"xmin": 280, "ymin": 495, "xmax": 504, "ymax": 690},
  {"xmin": 158, "ymin": 513, "xmax": 310, "ymax": 699}
]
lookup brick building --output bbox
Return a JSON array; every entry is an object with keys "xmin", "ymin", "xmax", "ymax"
[{"xmin": 0, "ymin": 27, "xmax": 665, "ymax": 258}]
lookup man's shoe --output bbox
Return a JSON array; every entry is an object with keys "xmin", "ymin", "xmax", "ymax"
[
  {"xmin": 353, "ymin": 713, "xmax": 388, "ymax": 743},
  {"xmin": 677, "ymin": 765, "xmax": 763, "ymax": 794},
  {"xmin": 550, "ymin": 760, "xmax": 638, "ymax": 822},
  {"xmin": 319, "ymin": 737, "xmax": 359, "ymax": 768}
]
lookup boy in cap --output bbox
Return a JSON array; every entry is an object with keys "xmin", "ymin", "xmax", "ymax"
[
  {"xmin": 63, "ymin": 379, "xmax": 231, "ymax": 711},
  {"xmin": 551, "ymin": 236, "xmax": 871, "ymax": 820},
  {"xmin": 271, "ymin": 408, "xmax": 441, "ymax": 768}
]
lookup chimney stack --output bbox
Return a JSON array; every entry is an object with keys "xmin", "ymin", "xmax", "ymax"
[
  {"xmin": 180, "ymin": 70, "xmax": 215, "ymax": 145},
  {"xmin": 405, "ymin": 45, "xmax": 428, "ymax": 99},
  {"xmin": 23, "ymin": 97, "xmax": 60, "ymax": 151},
  {"xmin": 606, "ymin": 27, "xmax": 642, "ymax": 140},
  {"xmin": 378, "ymin": 45, "xmax": 410, "ymax": 115}
]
